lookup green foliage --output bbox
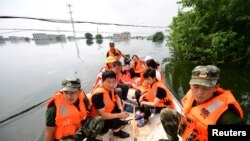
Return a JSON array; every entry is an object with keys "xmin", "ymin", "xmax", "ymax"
[
  {"xmin": 24, "ymin": 37, "xmax": 30, "ymax": 42},
  {"xmin": 96, "ymin": 39, "xmax": 103, "ymax": 44},
  {"xmin": 167, "ymin": 0, "xmax": 250, "ymax": 66},
  {"xmin": 152, "ymin": 32, "xmax": 164, "ymax": 42},
  {"xmin": 95, "ymin": 34, "xmax": 103, "ymax": 40},
  {"xmin": 86, "ymin": 39, "xmax": 93, "ymax": 46},
  {"xmin": 85, "ymin": 33, "xmax": 93, "ymax": 40}
]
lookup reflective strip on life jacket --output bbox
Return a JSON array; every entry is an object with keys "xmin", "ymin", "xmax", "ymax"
[{"xmin": 47, "ymin": 91, "xmax": 87, "ymax": 139}]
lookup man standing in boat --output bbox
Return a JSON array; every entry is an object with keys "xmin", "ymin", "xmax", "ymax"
[
  {"xmin": 45, "ymin": 77, "xmax": 104, "ymax": 141},
  {"xmin": 88, "ymin": 70, "xmax": 130, "ymax": 139},
  {"xmin": 106, "ymin": 42, "xmax": 130, "ymax": 62},
  {"xmin": 160, "ymin": 65, "xmax": 244, "ymax": 141}
]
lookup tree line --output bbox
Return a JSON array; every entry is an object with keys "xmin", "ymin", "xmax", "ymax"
[{"xmin": 167, "ymin": 0, "xmax": 250, "ymax": 66}]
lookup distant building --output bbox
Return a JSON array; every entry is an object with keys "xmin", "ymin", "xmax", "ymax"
[
  {"xmin": 113, "ymin": 32, "xmax": 131, "ymax": 41},
  {"xmin": 57, "ymin": 34, "xmax": 66, "ymax": 41},
  {"xmin": 67, "ymin": 36, "xmax": 76, "ymax": 40},
  {"xmin": 47, "ymin": 34, "xmax": 57, "ymax": 41},
  {"xmin": 9, "ymin": 36, "xmax": 19, "ymax": 41},
  {"xmin": 33, "ymin": 33, "xmax": 67, "ymax": 45},
  {"xmin": 0, "ymin": 36, "xmax": 4, "ymax": 41},
  {"xmin": 33, "ymin": 33, "xmax": 48, "ymax": 41}
]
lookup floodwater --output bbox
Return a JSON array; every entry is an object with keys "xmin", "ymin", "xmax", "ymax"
[
  {"xmin": 0, "ymin": 39, "xmax": 249, "ymax": 141},
  {"xmin": 0, "ymin": 39, "xmax": 170, "ymax": 141}
]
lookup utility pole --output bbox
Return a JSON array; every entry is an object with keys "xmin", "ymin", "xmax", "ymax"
[
  {"xmin": 67, "ymin": 4, "xmax": 77, "ymax": 39},
  {"xmin": 66, "ymin": 4, "xmax": 81, "ymax": 60}
]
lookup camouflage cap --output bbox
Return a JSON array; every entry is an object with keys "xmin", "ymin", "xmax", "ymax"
[
  {"xmin": 189, "ymin": 65, "xmax": 220, "ymax": 87},
  {"xmin": 60, "ymin": 77, "xmax": 81, "ymax": 92}
]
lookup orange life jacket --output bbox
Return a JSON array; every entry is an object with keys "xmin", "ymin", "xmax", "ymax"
[
  {"xmin": 133, "ymin": 60, "xmax": 146, "ymax": 86},
  {"xmin": 145, "ymin": 81, "xmax": 175, "ymax": 108},
  {"xmin": 88, "ymin": 85, "xmax": 116, "ymax": 116},
  {"xmin": 121, "ymin": 71, "xmax": 131, "ymax": 83},
  {"xmin": 179, "ymin": 87, "xmax": 244, "ymax": 141},
  {"xmin": 93, "ymin": 64, "xmax": 112, "ymax": 90},
  {"xmin": 107, "ymin": 48, "xmax": 122, "ymax": 60},
  {"xmin": 132, "ymin": 59, "xmax": 146, "ymax": 73},
  {"xmin": 47, "ymin": 91, "xmax": 87, "ymax": 140}
]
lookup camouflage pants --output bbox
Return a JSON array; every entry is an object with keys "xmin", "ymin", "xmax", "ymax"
[
  {"xmin": 81, "ymin": 116, "xmax": 104, "ymax": 141},
  {"xmin": 60, "ymin": 116, "xmax": 104, "ymax": 141},
  {"xmin": 160, "ymin": 108, "xmax": 181, "ymax": 141}
]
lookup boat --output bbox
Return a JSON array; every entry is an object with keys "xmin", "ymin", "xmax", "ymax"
[
  {"xmin": 100, "ymin": 86, "xmax": 184, "ymax": 141},
  {"xmin": 88, "ymin": 56, "xmax": 184, "ymax": 141}
]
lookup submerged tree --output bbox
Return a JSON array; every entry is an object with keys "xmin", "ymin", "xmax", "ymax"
[
  {"xmin": 152, "ymin": 32, "xmax": 164, "ymax": 42},
  {"xmin": 85, "ymin": 33, "xmax": 93, "ymax": 40},
  {"xmin": 167, "ymin": 0, "xmax": 250, "ymax": 66},
  {"xmin": 95, "ymin": 34, "xmax": 103, "ymax": 40}
]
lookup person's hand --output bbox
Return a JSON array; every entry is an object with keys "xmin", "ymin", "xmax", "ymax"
[
  {"xmin": 120, "ymin": 112, "xmax": 129, "ymax": 119},
  {"xmin": 140, "ymin": 101, "xmax": 145, "ymax": 106},
  {"xmin": 119, "ymin": 107, "xmax": 124, "ymax": 112},
  {"xmin": 139, "ymin": 95, "xmax": 144, "ymax": 102}
]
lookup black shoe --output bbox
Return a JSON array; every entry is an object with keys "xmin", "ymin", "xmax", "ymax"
[
  {"xmin": 113, "ymin": 130, "xmax": 130, "ymax": 138},
  {"xmin": 121, "ymin": 119, "xmax": 131, "ymax": 125}
]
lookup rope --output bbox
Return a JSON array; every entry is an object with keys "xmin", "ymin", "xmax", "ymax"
[{"xmin": 0, "ymin": 98, "xmax": 50, "ymax": 127}]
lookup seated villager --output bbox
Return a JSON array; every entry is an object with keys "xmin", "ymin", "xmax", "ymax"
[
  {"xmin": 145, "ymin": 58, "xmax": 162, "ymax": 81},
  {"xmin": 121, "ymin": 65, "xmax": 132, "ymax": 85},
  {"xmin": 88, "ymin": 70, "xmax": 130, "ymax": 139},
  {"xmin": 130, "ymin": 55, "xmax": 146, "ymax": 79},
  {"xmin": 135, "ymin": 68, "xmax": 175, "ymax": 127},
  {"xmin": 111, "ymin": 60, "xmax": 130, "ymax": 101},
  {"xmin": 133, "ymin": 58, "xmax": 163, "ymax": 100},
  {"xmin": 45, "ymin": 77, "xmax": 104, "ymax": 141},
  {"xmin": 92, "ymin": 56, "xmax": 116, "ymax": 90}
]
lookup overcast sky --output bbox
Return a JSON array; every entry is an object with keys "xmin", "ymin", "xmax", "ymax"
[{"xmin": 0, "ymin": 0, "xmax": 179, "ymax": 37}]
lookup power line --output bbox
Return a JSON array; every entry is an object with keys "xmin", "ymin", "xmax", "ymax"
[
  {"xmin": 0, "ymin": 16, "xmax": 167, "ymax": 28},
  {"xmin": 0, "ymin": 28, "xmax": 157, "ymax": 35}
]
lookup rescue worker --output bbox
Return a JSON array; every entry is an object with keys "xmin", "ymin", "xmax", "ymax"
[
  {"xmin": 135, "ymin": 68, "xmax": 175, "ymax": 127},
  {"xmin": 45, "ymin": 77, "xmax": 104, "ymax": 141},
  {"xmin": 160, "ymin": 65, "xmax": 244, "ymax": 141},
  {"xmin": 88, "ymin": 70, "xmax": 130, "ymax": 138},
  {"xmin": 106, "ymin": 42, "xmax": 130, "ymax": 61}
]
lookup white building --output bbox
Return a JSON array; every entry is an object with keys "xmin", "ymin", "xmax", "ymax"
[
  {"xmin": 47, "ymin": 34, "xmax": 57, "ymax": 41},
  {"xmin": 33, "ymin": 33, "xmax": 48, "ymax": 41},
  {"xmin": 113, "ymin": 32, "xmax": 131, "ymax": 41}
]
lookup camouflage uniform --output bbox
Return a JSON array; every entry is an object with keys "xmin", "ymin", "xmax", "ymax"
[
  {"xmin": 160, "ymin": 108, "xmax": 180, "ymax": 141},
  {"xmin": 160, "ymin": 65, "xmax": 222, "ymax": 141},
  {"xmin": 61, "ymin": 116, "xmax": 104, "ymax": 141},
  {"xmin": 160, "ymin": 65, "xmax": 244, "ymax": 141},
  {"xmin": 47, "ymin": 77, "xmax": 104, "ymax": 141}
]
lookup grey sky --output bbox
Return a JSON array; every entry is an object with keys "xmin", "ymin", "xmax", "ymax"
[{"xmin": 0, "ymin": 0, "xmax": 179, "ymax": 37}]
